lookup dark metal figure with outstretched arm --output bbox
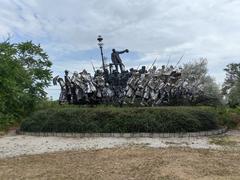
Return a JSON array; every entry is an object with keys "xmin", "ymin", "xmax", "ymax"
[{"xmin": 111, "ymin": 49, "xmax": 129, "ymax": 73}]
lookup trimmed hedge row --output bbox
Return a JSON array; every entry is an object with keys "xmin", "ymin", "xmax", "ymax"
[{"xmin": 20, "ymin": 107, "xmax": 219, "ymax": 133}]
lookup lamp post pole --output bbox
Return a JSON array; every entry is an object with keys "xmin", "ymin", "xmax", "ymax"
[{"xmin": 97, "ymin": 35, "xmax": 106, "ymax": 72}]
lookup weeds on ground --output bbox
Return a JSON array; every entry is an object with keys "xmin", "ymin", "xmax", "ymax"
[{"xmin": 209, "ymin": 136, "xmax": 238, "ymax": 146}]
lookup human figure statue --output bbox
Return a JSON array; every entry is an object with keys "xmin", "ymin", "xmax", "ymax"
[
  {"xmin": 139, "ymin": 66, "xmax": 147, "ymax": 74},
  {"xmin": 93, "ymin": 73, "xmax": 105, "ymax": 99},
  {"xmin": 70, "ymin": 71, "xmax": 79, "ymax": 104},
  {"xmin": 124, "ymin": 72, "xmax": 140, "ymax": 104},
  {"xmin": 111, "ymin": 48, "xmax": 129, "ymax": 73},
  {"xmin": 158, "ymin": 65, "xmax": 166, "ymax": 74},
  {"xmin": 64, "ymin": 70, "xmax": 71, "ymax": 104},
  {"xmin": 53, "ymin": 76, "xmax": 66, "ymax": 105}
]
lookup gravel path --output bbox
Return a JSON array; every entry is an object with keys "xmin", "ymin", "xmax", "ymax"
[{"xmin": 0, "ymin": 134, "xmax": 223, "ymax": 158}]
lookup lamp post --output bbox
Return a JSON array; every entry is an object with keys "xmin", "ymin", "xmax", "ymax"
[{"xmin": 97, "ymin": 35, "xmax": 106, "ymax": 72}]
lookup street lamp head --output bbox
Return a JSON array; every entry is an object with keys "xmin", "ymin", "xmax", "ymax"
[
  {"xmin": 97, "ymin": 35, "xmax": 103, "ymax": 48},
  {"xmin": 97, "ymin": 35, "xmax": 103, "ymax": 42}
]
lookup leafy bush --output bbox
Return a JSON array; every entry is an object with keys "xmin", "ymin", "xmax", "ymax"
[
  {"xmin": 20, "ymin": 107, "xmax": 220, "ymax": 133},
  {"xmin": 0, "ymin": 113, "xmax": 17, "ymax": 131},
  {"xmin": 216, "ymin": 107, "xmax": 240, "ymax": 129}
]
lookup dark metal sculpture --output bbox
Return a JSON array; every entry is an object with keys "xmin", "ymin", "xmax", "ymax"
[
  {"xmin": 111, "ymin": 48, "xmax": 129, "ymax": 73},
  {"xmin": 53, "ymin": 35, "xmax": 204, "ymax": 106}
]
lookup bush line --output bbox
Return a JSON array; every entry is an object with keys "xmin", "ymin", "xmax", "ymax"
[{"xmin": 20, "ymin": 107, "xmax": 222, "ymax": 133}]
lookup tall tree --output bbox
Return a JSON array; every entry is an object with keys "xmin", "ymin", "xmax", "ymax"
[
  {"xmin": 222, "ymin": 63, "xmax": 240, "ymax": 95},
  {"xmin": 17, "ymin": 41, "xmax": 52, "ymax": 99},
  {"xmin": 0, "ymin": 40, "xmax": 52, "ymax": 129},
  {"xmin": 222, "ymin": 63, "xmax": 240, "ymax": 106},
  {"xmin": 181, "ymin": 58, "xmax": 222, "ymax": 105}
]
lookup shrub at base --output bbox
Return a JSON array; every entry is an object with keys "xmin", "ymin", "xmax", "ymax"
[{"xmin": 20, "ymin": 107, "xmax": 219, "ymax": 133}]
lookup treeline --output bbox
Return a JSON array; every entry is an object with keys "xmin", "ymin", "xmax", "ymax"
[{"xmin": 0, "ymin": 40, "xmax": 52, "ymax": 130}]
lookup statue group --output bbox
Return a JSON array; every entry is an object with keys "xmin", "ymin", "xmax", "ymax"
[{"xmin": 53, "ymin": 36, "xmax": 204, "ymax": 106}]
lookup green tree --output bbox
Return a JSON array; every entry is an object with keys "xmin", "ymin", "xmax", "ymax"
[
  {"xmin": 16, "ymin": 41, "xmax": 52, "ymax": 111},
  {"xmin": 228, "ymin": 82, "xmax": 240, "ymax": 106},
  {"xmin": 0, "ymin": 40, "xmax": 52, "ymax": 130},
  {"xmin": 181, "ymin": 58, "xmax": 222, "ymax": 105},
  {"xmin": 223, "ymin": 63, "xmax": 240, "ymax": 106}
]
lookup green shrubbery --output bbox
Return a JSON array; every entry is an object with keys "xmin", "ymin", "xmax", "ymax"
[
  {"xmin": 216, "ymin": 107, "xmax": 240, "ymax": 129},
  {"xmin": 20, "ymin": 107, "xmax": 220, "ymax": 133},
  {"xmin": 0, "ymin": 113, "xmax": 16, "ymax": 131}
]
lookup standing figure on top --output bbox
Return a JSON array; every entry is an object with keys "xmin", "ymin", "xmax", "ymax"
[{"xmin": 111, "ymin": 48, "xmax": 129, "ymax": 73}]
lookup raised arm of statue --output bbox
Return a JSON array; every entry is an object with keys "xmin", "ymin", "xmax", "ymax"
[{"xmin": 117, "ymin": 49, "xmax": 129, "ymax": 54}]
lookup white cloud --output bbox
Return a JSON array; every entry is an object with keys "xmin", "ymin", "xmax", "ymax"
[{"xmin": 1, "ymin": 0, "xmax": 240, "ymax": 86}]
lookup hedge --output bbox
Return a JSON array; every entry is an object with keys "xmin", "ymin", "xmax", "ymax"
[{"xmin": 20, "ymin": 107, "xmax": 220, "ymax": 133}]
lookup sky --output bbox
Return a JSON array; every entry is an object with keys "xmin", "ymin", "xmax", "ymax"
[{"xmin": 1, "ymin": 0, "xmax": 240, "ymax": 99}]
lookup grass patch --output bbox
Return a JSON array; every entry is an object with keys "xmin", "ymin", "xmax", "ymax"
[
  {"xmin": 0, "ymin": 131, "xmax": 5, "ymax": 136},
  {"xmin": 209, "ymin": 136, "xmax": 238, "ymax": 146}
]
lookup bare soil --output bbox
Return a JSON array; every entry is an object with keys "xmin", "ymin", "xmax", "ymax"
[
  {"xmin": 0, "ymin": 147, "xmax": 240, "ymax": 180},
  {"xmin": 0, "ymin": 135, "xmax": 223, "ymax": 159},
  {"xmin": 0, "ymin": 130, "xmax": 240, "ymax": 180}
]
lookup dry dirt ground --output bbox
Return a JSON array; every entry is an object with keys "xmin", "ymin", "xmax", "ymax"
[
  {"xmin": 0, "ymin": 147, "xmax": 240, "ymax": 180},
  {"xmin": 0, "ymin": 131, "xmax": 240, "ymax": 180}
]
